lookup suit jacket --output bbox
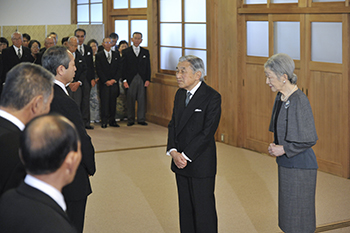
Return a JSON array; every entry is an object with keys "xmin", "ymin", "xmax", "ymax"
[
  {"xmin": 1, "ymin": 46, "xmax": 34, "ymax": 81},
  {"xmin": 167, "ymin": 82, "xmax": 221, "ymax": 178},
  {"xmin": 0, "ymin": 117, "xmax": 26, "ymax": 196},
  {"xmin": 73, "ymin": 51, "xmax": 87, "ymax": 83},
  {"xmin": 80, "ymin": 44, "xmax": 95, "ymax": 83},
  {"xmin": 95, "ymin": 50, "xmax": 121, "ymax": 91},
  {"xmin": 0, "ymin": 182, "xmax": 77, "ymax": 233},
  {"xmin": 121, "ymin": 46, "xmax": 150, "ymax": 85},
  {"xmin": 50, "ymin": 84, "xmax": 95, "ymax": 201}
]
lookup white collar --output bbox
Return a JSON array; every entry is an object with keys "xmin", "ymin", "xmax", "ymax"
[
  {"xmin": 104, "ymin": 49, "xmax": 111, "ymax": 56},
  {"xmin": 54, "ymin": 79, "xmax": 69, "ymax": 96},
  {"xmin": 187, "ymin": 81, "xmax": 202, "ymax": 98},
  {"xmin": 13, "ymin": 45, "xmax": 22, "ymax": 52},
  {"xmin": 0, "ymin": 109, "xmax": 25, "ymax": 131},
  {"xmin": 25, "ymin": 175, "xmax": 67, "ymax": 211}
]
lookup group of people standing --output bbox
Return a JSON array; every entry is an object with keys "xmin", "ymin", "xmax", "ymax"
[
  {"xmin": 0, "ymin": 27, "xmax": 318, "ymax": 233},
  {"xmin": 0, "ymin": 29, "xmax": 151, "ymax": 130}
]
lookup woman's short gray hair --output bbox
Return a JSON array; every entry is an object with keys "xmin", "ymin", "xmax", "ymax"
[
  {"xmin": 179, "ymin": 55, "xmax": 205, "ymax": 81},
  {"xmin": 264, "ymin": 53, "xmax": 297, "ymax": 84}
]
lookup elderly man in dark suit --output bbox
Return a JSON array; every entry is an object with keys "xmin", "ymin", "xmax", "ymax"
[
  {"xmin": 0, "ymin": 114, "xmax": 80, "ymax": 233},
  {"xmin": 0, "ymin": 63, "xmax": 54, "ymax": 196},
  {"xmin": 95, "ymin": 37, "xmax": 121, "ymax": 128},
  {"xmin": 75, "ymin": 28, "xmax": 95, "ymax": 129},
  {"xmin": 1, "ymin": 32, "xmax": 34, "ymax": 88},
  {"xmin": 42, "ymin": 46, "xmax": 96, "ymax": 233},
  {"xmin": 122, "ymin": 32, "xmax": 151, "ymax": 126},
  {"xmin": 167, "ymin": 55, "xmax": 221, "ymax": 233}
]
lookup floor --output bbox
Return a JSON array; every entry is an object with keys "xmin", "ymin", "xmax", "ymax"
[{"xmin": 83, "ymin": 121, "xmax": 350, "ymax": 233}]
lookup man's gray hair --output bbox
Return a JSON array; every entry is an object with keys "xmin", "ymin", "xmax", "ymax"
[
  {"xmin": 264, "ymin": 53, "xmax": 297, "ymax": 84},
  {"xmin": 42, "ymin": 46, "xmax": 71, "ymax": 76},
  {"xmin": 179, "ymin": 55, "xmax": 205, "ymax": 81},
  {"xmin": 11, "ymin": 32, "xmax": 22, "ymax": 39},
  {"xmin": 0, "ymin": 63, "xmax": 54, "ymax": 110}
]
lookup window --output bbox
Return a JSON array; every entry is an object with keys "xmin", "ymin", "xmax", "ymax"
[
  {"xmin": 159, "ymin": 0, "xmax": 207, "ymax": 73},
  {"xmin": 77, "ymin": 0, "xmax": 103, "ymax": 25}
]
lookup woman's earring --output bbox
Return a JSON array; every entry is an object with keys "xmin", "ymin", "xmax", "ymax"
[{"xmin": 283, "ymin": 80, "xmax": 286, "ymax": 84}]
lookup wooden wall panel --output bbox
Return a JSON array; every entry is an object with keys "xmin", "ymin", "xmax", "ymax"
[{"xmin": 309, "ymin": 71, "xmax": 346, "ymax": 176}]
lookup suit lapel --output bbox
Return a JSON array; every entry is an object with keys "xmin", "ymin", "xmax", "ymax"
[{"xmin": 176, "ymin": 82, "xmax": 207, "ymax": 136}]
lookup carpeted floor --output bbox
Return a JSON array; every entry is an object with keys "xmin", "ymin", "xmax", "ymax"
[{"xmin": 83, "ymin": 121, "xmax": 350, "ymax": 233}]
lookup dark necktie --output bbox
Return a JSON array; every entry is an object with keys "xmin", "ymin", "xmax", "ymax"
[
  {"xmin": 107, "ymin": 53, "xmax": 111, "ymax": 63},
  {"xmin": 185, "ymin": 92, "xmax": 192, "ymax": 106},
  {"xmin": 18, "ymin": 48, "xmax": 22, "ymax": 59}
]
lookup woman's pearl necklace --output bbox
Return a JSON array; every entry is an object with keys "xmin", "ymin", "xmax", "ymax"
[{"xmin": 281, "ymin": 85, "xmax": 298, "ymax": 102}]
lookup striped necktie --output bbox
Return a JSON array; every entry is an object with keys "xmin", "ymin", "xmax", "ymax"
[{"xmin": 185, "ymin": 92, "xmax": 192, "ymax": 106}]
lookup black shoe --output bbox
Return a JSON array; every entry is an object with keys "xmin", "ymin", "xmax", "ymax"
[
  {"xmin": 85, "ymin": 125, "xmax": 94, "ymax": 130},
  {"xmin": 127, "ymin": 122, "xmax": 134, "ymax": 126},
  {"xmin": 138, "ymin": 122, "xmax": 148, "ymax": 126},
  {"xmin": 110, "ymin": 122, "xmax": 120, "ymax": 127},
  {"xmin": 101, "ymin": 124, "xmax": 107, "ymax": 128}
]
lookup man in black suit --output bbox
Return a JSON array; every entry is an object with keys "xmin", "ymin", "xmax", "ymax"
[
  {"xmin": 0, "ymin": 114, "xmax": 80, "ymax": 233},
  {"xmin": 122, "ymin": 32, "xmax": 150, "ymax": 126},
  {"xmin": 0, "ymin": 63, "xmax": 54, "ymax": 196},
  {"xmin": 0, "ymin": 37, "xmax": 9, "ymax": 96},
  {"xmin": 42, "ymin": 46, "xmax": 96, "ymax": 233},
  {"xmin": 75, "ymin": 28, "xmax": 95, "ymax": 129},
  {"xmin": 95, "ymin": 37, "xmax": 121, "ymax": 128},
  {"xmin": 167, "ymin": 55, "xmax": 221, "ymax": 233},
  {"xmin": 1, "ymin": 32, "xmax": 34, "ymax": 86},
  {"xmin": 66, "ymin": 36, "xmax": 88, "ymax": 117}
]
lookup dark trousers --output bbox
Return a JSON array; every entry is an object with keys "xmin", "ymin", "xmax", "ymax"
[
  {"xmin": 126, "ymin": 74, "xmax": 146, "ymax": 123},
  {"xmin": 81, "ymin": 79, "xmax": 91, "ymax": 127},
  {"xmin": 66, "ymin": 197, "xmax": 87, "ymax": 233},
  {"xmin": 176, "ymin": 174, "xmax": 218, "ymax": 233},
  {"xmin": 99, "ymin": 82, "xmax": 119, "ymax": 125}
]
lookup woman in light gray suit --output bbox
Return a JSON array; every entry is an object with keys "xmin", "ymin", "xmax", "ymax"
[{"xmin": 265, "ymin": 53, "xmax": 318, "ymax": 233}]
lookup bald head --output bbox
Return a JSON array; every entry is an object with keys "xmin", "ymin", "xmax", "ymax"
[{"xmin": 20, "ymin": 114, "xmax": 80, "ymax": 175}]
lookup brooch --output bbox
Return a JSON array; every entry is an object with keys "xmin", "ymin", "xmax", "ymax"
[{"xmin": 284, "ymin": 100, "xmax": 290, "ymax": 109}]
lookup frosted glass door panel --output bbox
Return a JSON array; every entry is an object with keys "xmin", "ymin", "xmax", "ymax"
[
  {"xmin": 185, "ymin": 24, "xmax": 206, "ymax": 49},
  {"xmin": 114, "ymin": 0, "xmax": 128, "ymax": 9},
  {"xmin": 245, "ymin": 0, "xmax": 267, "ymax": 4},
  {"xmin": 131, "ymin": 20, "xmax": 148, "ymax": 47},
  {"xmin": 78, "ymin": 5, "xmax": 89, "ymax": 22},
  {"xmin": 91, "ymin": 0, "xmax": 102, "ymax": 3},
  {"xmin": 274, "ymin": 22, "xmax": 300, "ymax": 60},
  {"xmin": 115, "ymin": 20, "xmax": 129, "ymax": 42},
  {"xmin": 160, "ymin": 47, "xmax": 182, "ymax": 70},
  {"xmin": 131, "ymin": 0, "xmax": 147, "ymax": 8},
  {"xmin": 313, "ymin": 0, "xmax": 344, "ymax": 2},
  {"xmin": 311, "ymin": 22, "xmax": 342, "ymax": 64},
  {"xmin": 247, "ymin": 21, "xmax": 269, "ymax": 57},
  {"xmin": 91, "ymin": 4, "xmax": 103, "ymax": 23},
  {"xmin": 78, "ymin": 0, "xmax": 88, "ymax": 3},
  {"xmin": 185, "ymin": 49, "xmax": 207, "ymax": 73},
  {"xmin": 160, "ymin": 24, "xmax": 182, "ymax": 47},
  {"xmin": 160, "ymin": 0, "xmax": 181, "ymax": 22},
  {"xmin": 185, "ymin": 0, "xmax": 206, "ymax": 23}
]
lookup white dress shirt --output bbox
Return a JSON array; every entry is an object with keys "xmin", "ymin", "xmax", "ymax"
[
  {"xmin": 0, "ymin": 109, "xmax": 25, "ymax": 131},
  {"xmin": 24, "ymin": 175, "xmax": 67, "ymax": 211},
  {"xmin": 132, "ymin": 45, "xmax": 140, "ymax": 57}
]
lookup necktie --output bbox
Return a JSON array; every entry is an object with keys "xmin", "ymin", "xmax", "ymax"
[
  {"xmin": 185, "ymin": 92, "xmax": 192, "ymax": 106},
  {"xmin": 135, "ymin": 47, "xmax": 139, "ymax": 57},
  {"xmin": 79, "ymin": 45, "xmax": 84, "ymax": 56},
  {"xmin": 18, "ymin": 48, "xmax": 22, "ymax": 59},
  {"xmin": 107, "ymin": 53, "xmax": 111, "ymax": 63}
]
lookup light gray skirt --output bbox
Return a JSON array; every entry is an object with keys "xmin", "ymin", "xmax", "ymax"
[{"xmin": 278, "ymin": 166, "xmax": 317, "ymax": 233}]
